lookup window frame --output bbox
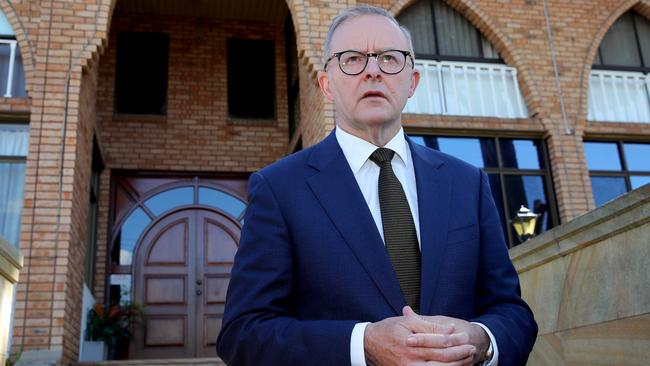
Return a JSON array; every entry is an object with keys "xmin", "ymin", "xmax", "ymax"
[
  {"xmin": 584, "ymin": 139, "xmax": 650, "ymax": 202},
  {"xmin": 0, "ymin": 121, "xmax": 29, "ymax": 247},
  {"xmin": 408, "ymin": 131, "xmax": 559, "ymax": 247}
]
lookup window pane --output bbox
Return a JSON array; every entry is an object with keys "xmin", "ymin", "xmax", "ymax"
[
  {"xmin": 144, "ymin": 187, "xmax": 194, "ymax": 216},
  {"xmin": 0, "ymin": 124, "xmax": 28, "ymax": 156},
  {"xmin": 0, "ymin": 11, "xmax": 14, "ymax": 36},
  {"xmin": 503, "ymin": 175, "xmax": 550, "ymax": 242},
  {"xmin": 436, "ymin": 137, "xmax": 497, "ymax": 168},
  {"xmin": 109, "ymin": 274, "xmax": 132, "ymax": 305},
  {"xmin": 634, "ymin": 13, "xmax": 650, "ymax": 68},
  {"xmin": 117, "ymin": 208, "xmax": 151, "ymax": 265},
  {"xmin": 433, "ymin": 0, "xmax": 481, "ymax": 57},
  {"xmin": 500, "ymin": 139, "xmax": 543, "ymax": 169},
  {"xmin": 623, "ymin": 143, "xmax": 650, "ymax": 171},
  {"xmin": 199, "ymin": 187, "xmax": 246, "ymax": 219},
  {"xmin": 0, "ymin": 161, "xmax": 25, "ymax": 247},
  {"xmin": 115, "ymin": 32, "xmax": 169, "ymax": 114},
  {"xmin": 631, "ymin": 175, "xmax": 650, "ymax": 189},
  {"xmin": 398, "ymin": 0, "xmax": 436, "ymax": 56},
  {"xmin": 599, "ymin": 12, "xmax": 642, "ymax": 67},
  {"xmin": 590, "ymin": 176, "xmax": 628, "ymax": 207},
  {"xmin": 228, "ymin": 39, "xmax": 275, "ymax": 118},
  {"xmin": 583, "ymin": 142, "xmax": 622, "ymax": 171}
]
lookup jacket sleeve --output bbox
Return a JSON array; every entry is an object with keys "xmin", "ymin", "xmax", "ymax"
[
  {"xmin": 216, "ymin": 172, "xmax": 356, "ymax": 366},
  {"xmin": 469, "ymin": 171, "xmax": 538, "ymax": 366}
]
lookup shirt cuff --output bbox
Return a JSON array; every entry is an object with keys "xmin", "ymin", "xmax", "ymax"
[
  {"xmin": 350, "ymin": 322, "xmax": 370, "ymax": 366},
  {"xmin": 471, "ymin": 322, "xmax": 499, "ymax": 366}
]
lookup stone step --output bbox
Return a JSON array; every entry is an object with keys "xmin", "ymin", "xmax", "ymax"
[{"xmin": 74, "ymin": 358, "xmax": 225, "ymax": 366}]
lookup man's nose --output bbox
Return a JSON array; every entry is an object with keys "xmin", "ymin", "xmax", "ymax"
[{"xmin": 364, "ymin": 56, "xmax": 382, "ymax": 79}]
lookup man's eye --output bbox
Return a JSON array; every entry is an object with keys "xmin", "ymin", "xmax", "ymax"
[
  {"xmin": 380, "ymin": 54, "xmax": 398, "ymax": 63},
  {"xmin": 344, "ymin": 56, "xmax": 362, "ymax": 64}
]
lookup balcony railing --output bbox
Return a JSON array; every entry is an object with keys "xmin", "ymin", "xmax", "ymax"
[
  {"xmin": 588, "ymin": 70, "xmax": 650, "ymax": 123},
  {"xmin": 404, "ymin": 60, "xmax": 528, "ymax": 119},
  {"xmin": 0, "ymin": 39, "xmax": 26, "ymax": 98}
]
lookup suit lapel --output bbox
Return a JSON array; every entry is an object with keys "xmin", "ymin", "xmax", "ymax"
[
  {"xmin": 408, "ymin": 138, "xmax": 452, "ymax": 315},
  {"xmin": 307, "ymin": 131, "xmax": 404, "ymax": 315}
]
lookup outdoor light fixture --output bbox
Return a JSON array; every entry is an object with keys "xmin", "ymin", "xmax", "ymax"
[{"xmin": 511, "ymin": 205, "xmax": 539, "ymax": 243}]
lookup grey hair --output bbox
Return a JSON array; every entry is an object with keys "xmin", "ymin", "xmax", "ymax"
[{"xmin": 322, "ymin": 5, "xmax": 415, "ymax": 66}]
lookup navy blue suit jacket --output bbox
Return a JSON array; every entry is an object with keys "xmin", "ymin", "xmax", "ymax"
[{"xmin": 217, "ymin": 130, "xmax": 537, "ymax": 365}]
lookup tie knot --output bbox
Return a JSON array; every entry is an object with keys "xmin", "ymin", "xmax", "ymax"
[{"xmin": 369, "ymin": 147, "xmax": 395, "ymax": 166}]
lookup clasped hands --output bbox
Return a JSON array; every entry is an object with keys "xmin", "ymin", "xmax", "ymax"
[{"xmin": 364, "ymin": 306, "xmax": 489, "ymax": 366}]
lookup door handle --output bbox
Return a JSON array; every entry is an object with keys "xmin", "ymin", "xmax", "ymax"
[
  {"xmin": 196, "ymin": 279, "xmax": 203, "ymax": 285},
  {"xmin": 196, "ymin": 289, "xmax": 202, "ymax": 296}
]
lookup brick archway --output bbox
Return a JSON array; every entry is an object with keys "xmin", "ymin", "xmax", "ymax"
[
  {"xmin": 575, "ymin": 0, "xmax": 650, "ymax": 130},
  {"xmin": 389, "ymin": 0, "xmax": 543, "ymax": 126}
]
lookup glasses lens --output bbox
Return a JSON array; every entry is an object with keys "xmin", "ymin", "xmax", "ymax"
[
  {"xmin": 377, "ymin": 51, "xmax": 406, "ymax": 74},
  {"xmin": 339, "ymin": 51, "xmax": 367, "ymax": 75}
]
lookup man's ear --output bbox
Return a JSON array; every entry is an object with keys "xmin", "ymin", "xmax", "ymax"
[
  {"xmin": 318, "ymin": 70, "xmax": 335, "ymax": 101},
  {"xmin": 408, "ymin": 67, "xmax": 420, "ymax": 98}
]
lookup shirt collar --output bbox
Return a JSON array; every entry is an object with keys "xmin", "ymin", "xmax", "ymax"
[{"xmin": 335, "ymin": 125, "xmax": 410, "ymax": 174}]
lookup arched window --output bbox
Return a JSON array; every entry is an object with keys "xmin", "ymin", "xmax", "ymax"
[
  {"xmin": 398, "ymin": 0, "xmax": 527, "ymax": 118},
  {"xmin": 588, "ymin": 11, "xmax": 650, "ymax": 123},
  {"xmin": 0, "ymin": 10, "xmax": 26, "ymax": 97}
]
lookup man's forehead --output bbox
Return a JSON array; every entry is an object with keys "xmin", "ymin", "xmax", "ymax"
[{"xmin": 328, "ymin": 14, "xmax": 409, "ymax": 51}]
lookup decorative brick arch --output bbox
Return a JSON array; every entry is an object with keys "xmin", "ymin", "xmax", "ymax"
[
  {"xmin": 575, "ymin": 0, "xmax": 650, "ymax": 129},
  {"xmin": 389, "ymin": 0, "xmax": 542, "ymax": 123},
  {"xmin": 0, "ymin": 0, "xmax": 36, "ymax": 97}
]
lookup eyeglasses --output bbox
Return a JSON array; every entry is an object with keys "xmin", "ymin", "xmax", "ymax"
[{"xmin": 325, "ymin": 49, "xmax": 413, "ymax": 75}]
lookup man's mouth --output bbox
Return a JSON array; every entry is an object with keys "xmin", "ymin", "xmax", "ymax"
[{"xmin": 362, "ymin": 91, "xmax": 386, "ymax": 99}]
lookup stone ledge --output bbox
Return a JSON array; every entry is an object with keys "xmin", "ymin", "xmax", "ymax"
[{"xmin": 509, "ymin": 184, "xmax": 650, "ymax": 273}]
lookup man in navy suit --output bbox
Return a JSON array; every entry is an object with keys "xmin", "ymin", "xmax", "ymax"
[{"xmin": 217, "ymin": 5, "xmax": 537, "ymax": 366}]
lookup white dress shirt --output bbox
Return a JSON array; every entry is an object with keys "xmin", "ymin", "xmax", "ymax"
[{"xmin": 335, "ymin": 126, "xmax": 499, "ymax": 366}]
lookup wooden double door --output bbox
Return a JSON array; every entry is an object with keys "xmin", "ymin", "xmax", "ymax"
[{"xmin": 131, "ymin": 207, "xmax": 239, "ymax": 358}]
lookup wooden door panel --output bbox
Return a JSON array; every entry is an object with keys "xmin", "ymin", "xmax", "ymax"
[
  {"xmin": 144, "ymin": 276, "xmax": 186, "ymax": 305},
  {"xmin": 145, "ymin": 316, "xmax": 187, "ymax": 346},
  {"xmin": 205, "ymin": 276, "xmax": 229, "ymax": 304},
  {"xmin": 203, "ymin": 316, "xmax": 222, "ymax": 348},
  {"xmin": 204, "ymin": 220, "xmax": 238, "ymax": 264},
  {"xmin": 146, "ymin": 219, "xmax": 188, "ymax": 265}
]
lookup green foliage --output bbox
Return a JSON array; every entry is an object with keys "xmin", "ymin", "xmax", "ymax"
[{"xmin": 85, "ymin": 302, "xmax": 145, "ymax": 352}]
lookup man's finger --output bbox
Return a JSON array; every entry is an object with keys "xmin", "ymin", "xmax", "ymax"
[
  {"xmin": 413, "ymin": 344, "xmax": 476, "ymax": 365},
  {"xmin": 406, "ymin": 331, "xmax": 470, "ymax": 348},
  {"xmin": 403, "ymin": 308, "xmax": 454, "ymax": 334},
  {"xmin": 407, "ymin": 349, "xmax": 476, "ymax": 366}
]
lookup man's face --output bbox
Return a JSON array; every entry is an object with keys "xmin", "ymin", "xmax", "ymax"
[{"xmin": 318, "ymin": 15, "xmax": 419, "ymax": 134}]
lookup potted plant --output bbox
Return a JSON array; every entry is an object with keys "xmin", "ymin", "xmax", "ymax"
[{"xmin": 85, "ymin": 302, "xmax": 145, "ymax": 360}]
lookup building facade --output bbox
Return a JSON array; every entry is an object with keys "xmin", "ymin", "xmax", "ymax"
[{"xmin": 0, "ymin": 0, "xmax": 649, "ymax": 364}]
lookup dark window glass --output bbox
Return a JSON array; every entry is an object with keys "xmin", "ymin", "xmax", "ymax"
[
  {"xmin": 115, "ymin": 32, "xmax": 169, "ymax": 114},
  {"xmin": 590, "ymin": 176, "xmax": 628, "ymax": 207},
  {"xmin": 500, "ymin": 139, "xmax": 544, "ymax": 170},
  {"xmin": 428, "ymin": 137, "xmax": 497, "ymax": 168},
  {"xmin": 227, "ymin": 39, "xmax": 275, "ymax": 119},
  {"xmin": 623, "ymin": 143, "xmax": 650, "ymax": 171},
  {"xmin": 504, "ymin": 175, "xmax": 550, "ymax": 239},
  {"xmin": 397, "ymin": 0, "xmax": 499, "ymax": 61},
  {"xmin": 599, "ymin": 13, "xmax": 642, "ymax": 68},
  {"xmin": 412, "ymin": 135, "xmax": 557, "ymax": 247},
  {"xmin": 595, "ymin": 11, "xmax": 650, "ymax": 70},
  {"xmin": 584, "ymin": 140, "xmax": 650, "ymax": 206},
  {"xmin": 583, "ymin": 142, "xmax": 622, "ymax": 171}
]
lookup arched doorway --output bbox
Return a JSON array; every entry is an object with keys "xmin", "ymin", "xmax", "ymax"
[{"xmin": 108, "ymin": 175, "xmax": 247, "ymax": 358}]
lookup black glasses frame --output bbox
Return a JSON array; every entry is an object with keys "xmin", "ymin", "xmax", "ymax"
[{"xmin": 324, "ymin": 49, "xmax": 414, "ymax": 75}]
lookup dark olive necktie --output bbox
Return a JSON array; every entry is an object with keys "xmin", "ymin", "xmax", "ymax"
[{"xmin": 369, "ymin": 147, "xmax": 421, "ymax": 313}]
